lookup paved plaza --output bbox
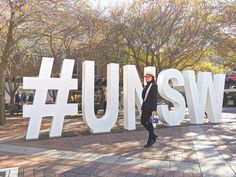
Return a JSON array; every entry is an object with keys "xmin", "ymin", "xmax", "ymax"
[{"xmin": 0, "ymin": 108, "xmax": 235, "ymax": 177}]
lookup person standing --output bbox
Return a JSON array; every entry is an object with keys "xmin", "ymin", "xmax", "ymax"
[
  {"xmin": 15, "ymin": 92, "xmax": 21, "ymax": 104},
  {"xmin": 21, "ymin": 92, "xmax": 27, "ymax": 104},
  {"xmin": 102, "ymin": 87, "xmax": 107, "ymax": 113},
  {"xmin": 28, "ymin": 93, "xmax": 34, "ymax": 103},
  {"xmin": 141, "ymin": 72, "xmax": 158, "ymax": 148},
  {"xmin": 15, "ymin": 92, "xmax": 21, "ymax": 109}
]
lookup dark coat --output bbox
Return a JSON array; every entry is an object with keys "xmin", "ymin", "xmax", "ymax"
[{"xmin": 141, "ymin": 81, "xmax": 157, "ymax": 112}]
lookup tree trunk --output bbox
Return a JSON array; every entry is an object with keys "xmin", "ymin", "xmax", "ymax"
[
  {"xmin": 0, "ymin": 64, "xmax": 6, "ymax": 125},
  {"xmin": 10, "ymin": 94, "xmax": 14, "ymax": 104},
  {"xmin": 0, "ymin": 10, "xmax": 15, "ymax": 125}
]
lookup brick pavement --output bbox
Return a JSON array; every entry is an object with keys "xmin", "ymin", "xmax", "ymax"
[{"xmin": 0, "ymin": 112, "xmax": 236, "ymax": 177}]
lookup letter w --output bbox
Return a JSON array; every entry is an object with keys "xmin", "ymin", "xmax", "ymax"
[{"xmin": 182, "ymin": 71, "xmax": 225, "ymax": 123}]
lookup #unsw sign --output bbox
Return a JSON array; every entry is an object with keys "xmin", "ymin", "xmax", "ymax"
[{"xmin": 23, "ymin": 57, "xmax": 225, "ymax": 140}]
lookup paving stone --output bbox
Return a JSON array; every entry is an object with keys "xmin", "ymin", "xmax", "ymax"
[
  {"xmin": 18, "ymin": 168, "xmax": 24, "ymax": 177},
  {"xmin": 63, "ymin": 172, "xmax": 77, "ymax": 177},
  {"xmin": 141, "ymin": 159, "xmax": 170, "ymax": 170},
  {"xmin": 23, "ymin": 168, "xmax": 34, "ymax": 177},
  {"xmin": 0, "ymin": 144, "xmax": 46, "ymax": 155},
  {"xmin": 43, "ymin": 169, "xmax": 55, "ymax": 177},
  {"xmin": 146, "ymin": 168, "xmax": 157, "ymax": 177},
  {"xmin": 173, "ymin": 171, "xmax": 184, "ymax": 177},
  {"xmin": 0, "ymin": 172, "xmax": 6, "ymax": 177},
  {"xmin": 126, "ymin": 171, "xmax": 139, "ymax": 177},
  {"xmin": 80, "ymin": 165, "xmax": 98, "ymax": 175},
  {"xmin": 114, "ymin": 171, "xmax": 128, "ymax": 177},
  {"xmin": 115, "ymin": 157, "xmax": 143, "ymax": 166},
  {"xmin": 183, "ymin": 172, "xmax": 193, "ymax": 177},
  {"xmin": 229, "ymin": 163, "xmax": 236, "ymax": 174},
  {"xmin": 136, "ymin": 167, "xmax": 149, "ymax": 177},
  {"xmin": 1, "ymin": 112, "xmax": 236, "ymax": 177},
  {"xmin": 92, "ymin": 164, "xmax": 113, "ymax": 177},
  {"xmin": 33, "ymin": 169, "xmax": 44, "ymax": 177},
  {"xmin": 155, "ymin": 169, "xmax": 165, "ymax": 177},
  {"xmin": 189, "ymin": 125, "xmax": 236, "ymax": 177},
  {"xmin": 94, "ymin": 155, "xmax": 120, "ymax": 164},
  {"xmin": 115, "ymin": 157, "xmax": 170, "ymax": 170},
  {"xmin": 170, "ymin": 161, "xmax": 201, "ymax": 173},
  {"xmin": 164, "ymin": 170, "xmax": 174, "ymax": 177}
]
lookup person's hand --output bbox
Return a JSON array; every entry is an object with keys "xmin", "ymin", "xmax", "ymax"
[{"xmin": 152, "ymin": 111, "xmax": 156, "ymax": 117}]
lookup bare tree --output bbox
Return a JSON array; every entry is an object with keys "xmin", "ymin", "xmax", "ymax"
[
  {"xmin": 110, "ymin": 0, "xmax": 222, "ymax": 77},
  {"xmin": 0, "ymin": 0, "xmax": 35, "ymax": 125},
  {"xmin": 5, "ymin": 50, "xmax": 39, "ymax": 104}
]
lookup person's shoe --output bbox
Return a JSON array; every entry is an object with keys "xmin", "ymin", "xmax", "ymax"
[
  {"xmin": 152, "ymin": 134, "xmax": 158, "ymax": 144},
  {"xmin": 144, "ymin": 143, "xmax": 152, "ymax": 148}
]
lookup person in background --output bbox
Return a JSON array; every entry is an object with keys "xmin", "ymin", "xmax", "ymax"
[
  {"xmin": 28, "ymin": 93, "xmax": 34, "ymax": 103},
  {"xmin": 102, "ymin": 87, "xmax": 107, "ymax": 113},
  {"xmin": 15, "ymin": 92, "xmax": 21, "ymax": 108},
  {"xmin": 21, "ymin": 92, "xmax": 27, "ymax": 104},
  {"xmin": 141, "ymin": 72, "xmax": 158, "ymax": 148}
]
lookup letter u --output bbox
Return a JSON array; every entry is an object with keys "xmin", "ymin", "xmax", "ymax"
[{"xmin": 82, "ymin": 61, "xmax": 119, "ymax": 133}]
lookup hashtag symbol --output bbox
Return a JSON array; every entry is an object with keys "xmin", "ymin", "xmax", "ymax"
[{"xmin": 23, "ymin": 57, "xmax": 77, "ymax": 140}]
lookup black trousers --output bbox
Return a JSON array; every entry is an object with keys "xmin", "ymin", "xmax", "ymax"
[{"xmin": 141, "ymin": 109, "xmax": 156, "ymax": 144}]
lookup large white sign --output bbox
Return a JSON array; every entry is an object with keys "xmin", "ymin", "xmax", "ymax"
[
  {"xmin": 157, "ymin": 69, "xmax": 186, "ymax": 126},
  {"xmin": 23, "ymin": 58, "xmax": 77, "ymax": 140},
  {"xmin": 82, "ymin": 61, "xmax": 119, "ymax": 133},
  {"xmin": 23, "ymin": 58, "xmax": 225, "ymax": 140}
]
